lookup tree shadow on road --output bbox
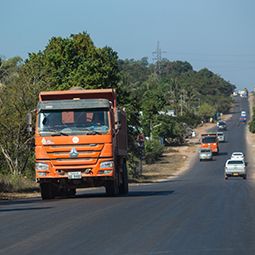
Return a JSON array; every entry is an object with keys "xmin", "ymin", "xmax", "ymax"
[
  {"xmin": 126, "ymin": 190, "xmax": 174, "ymax": 197},
  {"xmin": 0, "ymin": 198, "xmax": 42, "ymax": 206},
  {"xmin": 0, "ymin": 206, "xmax": 52, "ymax": 212}
]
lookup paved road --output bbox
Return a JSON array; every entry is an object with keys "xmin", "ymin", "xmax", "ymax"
[{"xmin": 1, "ymin": 97, "xmax": 254, "ymax": 255}]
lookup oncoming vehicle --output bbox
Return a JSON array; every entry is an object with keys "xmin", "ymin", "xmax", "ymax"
[
  {"xmin": 200, "ymin": 134, "xmax": 219, "ymax": 154},
  {"xmin": 199, "ymin": 148, "xmax": 213, "ymax": 161},
  {"xmin": 28, "ymin": 89, "xmax": 128, "ymax": 200},
  {"xmin": 231, "ymin": 152, "xmax": 245, "ymax": 160},
  {"xmin": 225, "ymin": 159, "xmax": 246, "ymax": 180},
  {"xmin": 240, "ymin": 111, "xmax": 247, "ymax": 123},
  {"xmin": 241, "ymin": 111, "xmax": 246, "ymax": 117},
  {"xmin": 216, "ymin": 132, "xmax": 225, "ymax": 142},
  {"xmin": 217, "ymin": 121, "xmax": 227, "ymax": 131}
]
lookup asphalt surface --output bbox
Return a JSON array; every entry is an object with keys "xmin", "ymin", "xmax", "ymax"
[{"xmin": 1, "ymin": 96, "xmax": 254, "ymax": 255}]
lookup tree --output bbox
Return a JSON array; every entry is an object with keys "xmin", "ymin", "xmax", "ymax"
[
  {"xmin": 198, "ymin": 103, "xmax": 216, "ymax": 120},
  {"xmin": 23, "ymin": 32, "xmax": 119, "ymax": 90}
]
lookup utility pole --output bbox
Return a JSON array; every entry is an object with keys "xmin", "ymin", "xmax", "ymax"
[
  {"xmin": 180, "ymin": 94, "xmax": 183, "ymax": 116},
  {"xmin": 152, "ymin": 41, "xmax": 167, "ymax": 76}
]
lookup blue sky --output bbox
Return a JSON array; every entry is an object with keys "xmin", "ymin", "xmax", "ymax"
[{"xmin": 1, "ymin": 0, "xmax": 255, "ymax": 90}]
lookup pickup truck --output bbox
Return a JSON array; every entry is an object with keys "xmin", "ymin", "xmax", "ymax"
[{"xmin": 224, "ymin": 159, "xmax": 246, "ymax": 180}]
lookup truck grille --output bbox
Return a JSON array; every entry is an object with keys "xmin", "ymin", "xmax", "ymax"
[{"xmin": 44, "ymin": 143, "xmax": 103, "ymax": 167}]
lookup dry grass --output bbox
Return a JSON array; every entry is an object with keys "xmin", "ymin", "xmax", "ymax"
[
  {"xmin": 246, "ymin": 94, "xmax": 255, "ymax": 178},
  {"xmin": 0, "ymin": 174, "xmax": 39, "ymax": 199}
]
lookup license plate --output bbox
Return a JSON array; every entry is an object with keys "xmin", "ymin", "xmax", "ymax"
[
  {"xmin": 233, "ymin": 173, "xmax": 239, "ymax": 176},
  {"xmin": 68, "ymin": 171, "xmax": 82, "ymax": 179}
]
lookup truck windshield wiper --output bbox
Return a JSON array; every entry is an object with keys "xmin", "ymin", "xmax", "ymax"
[
  {"xmin": 86, "ymin": 130, "xmax": 102, "ymax": 135},
  {"xmin": 50, "ymin": 131, "xmax": 69, "ymax": 136}
]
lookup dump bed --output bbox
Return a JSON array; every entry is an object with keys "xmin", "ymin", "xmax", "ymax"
[{"xmin": 39, "ymin": 89, "xmax": 117, "ymax": 108}]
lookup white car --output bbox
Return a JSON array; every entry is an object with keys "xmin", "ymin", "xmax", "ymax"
[
  {"xmin": 225, "ymin": 159, "xmax": 246, "ymax": 179},
  {"xmin": 231, "ymin": 152, "xmax": 245, "ymax": 160},
  {"xmin": 217, "ymin": 132, "xmax": 225, "ymax": 142},
  {"xmin": 241, "ymin": 111, "xmax": 246, "ymax": 117},
  {"xmin": 199, "ymin": 148, "xmax": 213, "ymax": 161}
]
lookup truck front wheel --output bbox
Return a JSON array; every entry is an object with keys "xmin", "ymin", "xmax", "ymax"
[
  {"xmin": 105, "ymin": 179, "xmax": 119, "ymax": 196},
  {"xmin": 40, "ymin": 182, "xmax": 55, "ymax": 200}
]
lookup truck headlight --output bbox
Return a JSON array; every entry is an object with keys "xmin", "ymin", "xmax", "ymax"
[
  {"xmin": 35, "ymin": 162, "xmax": 49, "ymax": 171},
  {"xmin": 100, "ymin": 161, "xmax": 113, "ymax": 169}
]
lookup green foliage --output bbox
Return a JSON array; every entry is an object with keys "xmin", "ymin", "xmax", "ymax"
[
  {"xmin": 0, "ymin": 56, "xmax": 22, "ymax": 85},
  {"xmin": 153, "ymin": 115, "xmax": 186, "ymax": 145},
  {"xmin": 24, "ymin": 32, "xmax": 119, "ymax": 90},
  {"xmin": 144, "ymin": 139, "xmax": 164, "ymax": 164},
  {"xmin": 177, "ymin": 113, "xmax": 201, "ymax": 128},
  {"xmin": 0, "ymin": 77, "xmax": 35, "ymax": 175},
  {"xmin": 198, "ymin": 103, "xmax": 216, "ymax": 120}
]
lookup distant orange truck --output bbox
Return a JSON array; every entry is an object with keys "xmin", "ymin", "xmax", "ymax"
[
  {"xmin": 200, "ymin": 133, "xmax": 219, "ymax": 154},
  {"xmin": 28, "ymin": 89, "xmax": 128, "ymax": 199}
]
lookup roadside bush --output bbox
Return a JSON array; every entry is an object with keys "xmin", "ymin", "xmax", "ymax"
[
  {"xmin": 144, "ymin": 139, "xmax": 164, "ymax": 164},
  {"xmin": 0, "ymin": 174, "xmax": 38, "ymax": 193},
  {"xmin": 249, "ymin": 107, "xmax": 255, "ymax": 133},
  {"xmin": 127, "ymin": 152, "xmax": 141, "ymax": 178}
]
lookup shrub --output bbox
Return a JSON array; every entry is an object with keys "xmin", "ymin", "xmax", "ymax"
[
  {"xmin": 144, "ymin": 139, "xmax": 164, "ymax": 164},
  {"xmin": 0, "ymin": 174, "xmax": 38, "ymax": 193}
]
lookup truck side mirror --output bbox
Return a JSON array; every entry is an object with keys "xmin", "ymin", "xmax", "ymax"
[{"xmin": 26, "ymin": 112, "xmax": 33, "ymax": 133}]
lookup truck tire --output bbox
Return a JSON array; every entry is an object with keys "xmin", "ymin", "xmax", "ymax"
[
  {"xmin": 40, "ymin": 183, "xmax": 55, "ymax": 200},
  {"xmin": 119, "ymin": 161, "xmax": 129, "ymax": 195},
  {"xmin": 68, "ymin": 188, "xmax": 76, "ymax": 196},
  {"xmin": 105, "ymin": 179, "xmax": 119, "ymax": 196}
]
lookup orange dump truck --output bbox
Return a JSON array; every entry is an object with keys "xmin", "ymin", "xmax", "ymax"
[
  {"xmin": 30, "ymin": 89, "xmax": 128, "ymax": 199},
  {"xmin": 200, "ymin": 133, "xmax": 219, "ymax": 154}
]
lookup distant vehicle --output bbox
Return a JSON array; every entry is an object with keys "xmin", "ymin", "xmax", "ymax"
[
  {"xmin": 231, "ymin": 152, "xmax": 245, "ymax": 160},
  {"xmin": 217, "ymin": 121, "xmax": 227, "ymax": 131},
  {"xmin": 240, "ymin": 116, "xmax": 247, "ymax": 123},
  {"xmin": 241, "ymin": 111, "xmax": 246, "ymax": 117},
  {"xmin": 199, "ymin": 148, "xmax": 213, "ymax": 161},
  {"xmin": 232, "ymin": 91, "xmax": 238, "ymax": 96},
  {"xmin": 239, "ymin": 90, "xmax": 248, "ymax": 98},
  {"xmin": 217, "ymin": 132, "xmax": 225, "ymax": 142},
  {"xmin": 200, "ymin": 133, "xmax": 219, "ymax": 154},
  {"xmin": 225, "ymin": 159, "xmax": 246, "ymax": 179}
]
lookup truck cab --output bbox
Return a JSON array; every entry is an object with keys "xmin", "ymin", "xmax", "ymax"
[{"xmin": 200, "ymin": 133, "xmax": 219, "ymax": 154}]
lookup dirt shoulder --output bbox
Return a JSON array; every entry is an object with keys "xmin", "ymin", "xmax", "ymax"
[
  {"xmin": 135, "ymin": 113, "xmax": 233, "ymax": 183},
  {"xmin": 246, "ymin": 94, "xmax": 255, "ymax": 179}
]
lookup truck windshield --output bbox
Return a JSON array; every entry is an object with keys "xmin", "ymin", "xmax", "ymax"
[
  {"xmin": 202, "ymin": 136, "xmax": 217, "ymax": 143},
  {"xmin": 38, "ymin": 109, "xmax": 110, "ymax": 136},
  {"xmin": 228, "ymin": 160, "xmax": 244, "ymax": 165}
]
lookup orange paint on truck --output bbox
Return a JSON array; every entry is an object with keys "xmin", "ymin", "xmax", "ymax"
[
  {"xmin": 34, "ymin": 89, "xmax": 128, "ymax": 199},
  {"xmin": 200, "ymin": 134, "xmax": 219, "ymax": 153}
]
